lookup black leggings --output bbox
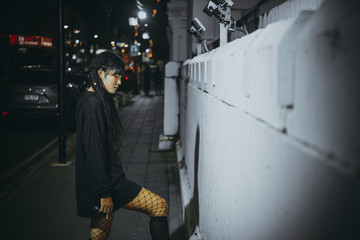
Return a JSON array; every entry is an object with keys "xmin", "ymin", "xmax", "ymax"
[{"xmin": 89, "ymin": 187, "xmax": 169, "ymax": 240}]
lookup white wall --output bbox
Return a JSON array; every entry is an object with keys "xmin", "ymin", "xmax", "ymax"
[
  {"xmin": 167, "ymin": 0, "xmax": 188, "ymax": 62},
  {"xmin": 177, "ymin": 0, "xmax": 360, "ymax": 239}
]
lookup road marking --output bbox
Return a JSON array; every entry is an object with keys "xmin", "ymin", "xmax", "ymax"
[{"xmin": 0, "ymin": 137, "xmax": 58, "ymax": 183}]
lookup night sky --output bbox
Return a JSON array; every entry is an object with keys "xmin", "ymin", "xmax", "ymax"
[{"xmin": 1, "ymin": 0, "xmax": 170, "ymax": 61}]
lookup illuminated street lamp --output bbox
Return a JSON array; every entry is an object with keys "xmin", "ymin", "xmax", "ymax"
[
  {"xmin": 142, "ymin": 32, "xmax": 150, "ymax": 39},
  {"xmin": 138, "ymin": 10, "xmax": 147, "ymax": 19},
  {"xmin": 129, "ymin": 17, "xmax": 138, "ymax": 26},
  {"xmin": 94, "ymin": 34, "xmax": 99, "ymax": 39}
]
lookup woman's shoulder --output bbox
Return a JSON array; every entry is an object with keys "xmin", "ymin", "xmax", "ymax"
[
  {"xmin": 76, "ymin": 91, "xmax": 103, "ymax": 113},
  {"xmin": 78, "ymin": 91, "xmax": 101, "ymax": 104}
]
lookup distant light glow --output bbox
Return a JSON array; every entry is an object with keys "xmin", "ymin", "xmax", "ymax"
[
  {"xmin": 138, "ymin": 11, "xmax": 147, "ymax": 19},
  {"xmin": 146, "ymin": 48, "xmax": 150, "ymax": 53},
  {"xmin": 94, "ymin": 34, "xmax": 98, "ymax": 39},
  {"xmin": 129, "ymin": 17, "xmax": 138, "ymax": 26},
  {"xmin": 75, "ymin": 39, "xmax": 80, "ymax": 44},
  {"xmin": 72, "ymin": 54, "xmax": 76, "ymax": 60},
  {"xmin": 124, "ymin": 44, "xmax": 129, "ymax": 48},
  {"xmin": 73, "ymin": 30, "xmax": 80, "ymax": 34},
  {"xmin": 142, "ymin": 32, "xmax": 150, "ymax": 39},
  {"xmin": 144, "ymin": 24, "xmax": 148, "ymax": 27},
  {"xmin": 96, "ymin": 49, "xmax": 107, "ymax": 54},
  {"xmin": 2, "ymin": 112, "xmax": 8, "ymax": 116},
  {"xmin": 138, "ymin": 52, "xmax": 141, "ymax": 56},
  {"xmin": 64, "ymin": 25, "xmax": 69, "ymax": 29}
]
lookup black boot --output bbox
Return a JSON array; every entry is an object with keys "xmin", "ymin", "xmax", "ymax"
[{"xmin": 149, "ymin": 216, "xmax": 170, "ymax": 240}]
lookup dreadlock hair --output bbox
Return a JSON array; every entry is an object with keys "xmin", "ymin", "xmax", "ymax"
[{"xmin": 88, "ymin": 51, "xmax": 125, "ymax": 153}]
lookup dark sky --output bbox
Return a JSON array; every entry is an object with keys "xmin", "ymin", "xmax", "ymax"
[
  {"xmin": 1, "ymin": 0, "xmax": 170, "ymax": 60},
  {"xmin": 64, "ymin": 0, "xmax": 170, "ymax": 60}
]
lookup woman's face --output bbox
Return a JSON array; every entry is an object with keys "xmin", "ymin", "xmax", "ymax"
[{"xmin": 99, "ymin": 70, "xmax": 122, "ymax": 94}]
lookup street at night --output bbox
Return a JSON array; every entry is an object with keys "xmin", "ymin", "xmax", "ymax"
[
  {"xmin": 0, "ymin": 119, "xmax": 58, "ymax": 178},
  {"xmin": 1, "ymin": 0, "xmax": 360, "ymax": 239}
]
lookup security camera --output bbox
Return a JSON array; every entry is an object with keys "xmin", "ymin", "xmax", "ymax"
[
  {"xmin": 192, "ymin": 17, "xmax": 206, "ymax": 34},
  {"xmin": 203, "ymin": 0, "xmax": 235, "ymax": 28},
  {"xmin": 188, "ymin": 17, "xmax": 206, "ymax": 42},
  {"xmin": 188, "ymin": 17, "xmax": 209, "ymax": 53}
]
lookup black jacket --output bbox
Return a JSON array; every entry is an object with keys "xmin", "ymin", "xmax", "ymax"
[{"xmin": 75, "ymin": 91, "xmax": 141, "ymax": 218}]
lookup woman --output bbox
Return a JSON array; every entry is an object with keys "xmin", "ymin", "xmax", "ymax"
[{"xmin": 75, "ymin": 51, "xmax": 169, "ymax": 240}]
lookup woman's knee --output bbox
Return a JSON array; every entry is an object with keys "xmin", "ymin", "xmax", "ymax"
[{"xmin": 152, "ymin": 197, "xmax": 168, "ymax": 217}]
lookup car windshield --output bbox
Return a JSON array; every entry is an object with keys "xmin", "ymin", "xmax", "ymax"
[{"xmin": 10, "ymin": 68, "xmax": 57, "ymax": 85}]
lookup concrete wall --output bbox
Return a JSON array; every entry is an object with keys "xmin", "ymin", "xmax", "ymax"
[
  {"xmin": 259, "ymin": 0, "xmax": 325, "ymax": 28},
  {"xmin": 177, "ymin": 0, "xmax": 360, "ymax": 239},
  {"xmin": 167, "ymin": 0, "xmax": 188, "ymax": 62}
]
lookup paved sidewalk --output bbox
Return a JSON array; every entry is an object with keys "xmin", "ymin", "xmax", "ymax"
[{"xmin": 0, "ymin": 91, "xmax": 185, "ymax": 240}]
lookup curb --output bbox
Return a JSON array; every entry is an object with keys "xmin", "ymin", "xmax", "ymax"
[{"xmin": 0, "ymin": 136, "xmax": 58, "ymax": 185}]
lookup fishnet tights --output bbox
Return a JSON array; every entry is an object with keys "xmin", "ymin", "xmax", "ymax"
[
  {"xmin": 89, "ymin": 212, "xmax": 114, "ymax": 240},
  {"xmin": 89, "ymin": 187, "xmax": 168, "ymax": 240},
  {"xmin": 123, "ymin": 187, "xmax": 168, "ymax": 217}
]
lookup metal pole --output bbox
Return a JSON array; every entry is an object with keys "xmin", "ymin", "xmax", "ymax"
[{"xmin": 58, "ymin": 0, "xmax": 66, "ymax": 164}]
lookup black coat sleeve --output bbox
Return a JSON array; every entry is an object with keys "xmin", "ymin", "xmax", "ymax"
[{"xmin": 82, "ymin": 99, "xmax": 112, "ymax": 199}]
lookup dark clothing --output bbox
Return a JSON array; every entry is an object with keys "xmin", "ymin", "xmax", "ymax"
[
  {"xmin": 75, "ymin": 91, "xmax": 141, "ymax": 218},
  {"xmin": 152, "ymin": 68, "xmax": 163, "ymax": 95},
  {"xmin": 143, "ymin": 66, "xmax": 151, "ymax": 95}
]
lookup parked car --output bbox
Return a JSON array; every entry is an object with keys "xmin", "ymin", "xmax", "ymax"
[{"xmin": 0, "ymin": 65, "xmax": 83, "ymax": 131}]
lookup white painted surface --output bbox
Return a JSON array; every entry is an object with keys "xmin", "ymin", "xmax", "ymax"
[
  {"xmin": 177, "ymin": 0, "xmax": 360, "ymax": 239},
  {"xmin": 259, "ymin": 0, "xmax": 326, "ymax": 28},
  {"xmin": 164, "ymin": 61, "xmax": 180, "ymax": 136},
  {"xmin": 167, "ymin": 0, "xmax": 188, "ymax": 61}
]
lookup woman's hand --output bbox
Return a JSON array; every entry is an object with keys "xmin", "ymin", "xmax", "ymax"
[{"xmin": 99, "ymin": 196, "xmax": 113, "ymax": 215}]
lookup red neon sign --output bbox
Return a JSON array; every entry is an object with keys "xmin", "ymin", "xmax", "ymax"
[{"xmin": 9, "ymin": 34, "xmax": 53, "ymax": 48}]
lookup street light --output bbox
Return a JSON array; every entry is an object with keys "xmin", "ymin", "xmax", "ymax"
[
  {"xmin": 142, "ymin": 32, "xmax": 150, "ymax": 39},
  {"xmin": 94, "ymin": 34, "xmax": 99, "ymax": 39},
  {"xmin": 138, "ymin": 10, "xmax": 147, "ymax": 19},
  {"xmin": 129, "ymin": 17, "xmax": 139, "ymax": 26}
]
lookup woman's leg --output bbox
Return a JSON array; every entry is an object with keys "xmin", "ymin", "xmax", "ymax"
[
  {"xmin": 89, "ymin": 212, "xmax": 115, "ymax": 240},
  {"xmin": 123, "ymin": 187, "xmax": 170, "ymax": 240}
]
